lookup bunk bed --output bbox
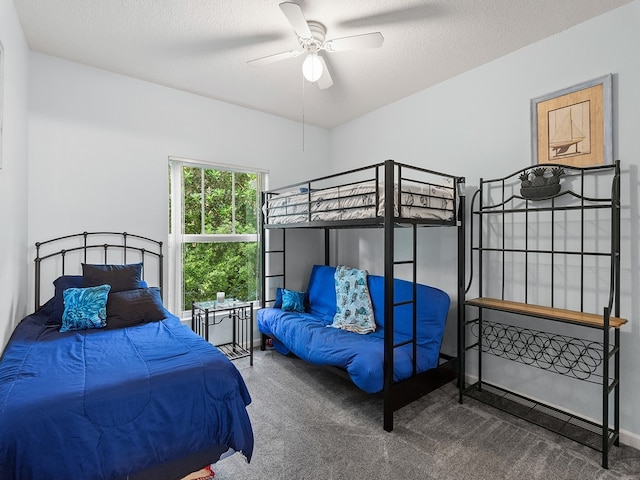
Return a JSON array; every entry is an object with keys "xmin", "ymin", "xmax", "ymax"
[
  {"xmin": 260, "ymin": 159, "xmax": 466, "ymax": 431},
  {"xmin": 0, "ymin": 232, "xmax": 254, "ymax": 480}
]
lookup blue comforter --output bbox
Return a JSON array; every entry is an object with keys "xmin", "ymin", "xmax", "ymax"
[{"xmin": 0, "ymin": 310, "xmax": 254, "ymax": 480}]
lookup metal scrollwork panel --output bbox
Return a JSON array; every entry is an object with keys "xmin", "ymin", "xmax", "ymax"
[{"xmin": 471, "ymin": 321, "xmax": 605, "ymax": 383}]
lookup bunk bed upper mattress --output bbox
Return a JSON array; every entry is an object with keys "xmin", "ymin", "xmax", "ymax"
[{"xmin": 265, "ymin": 179, "xmax": 455, "ymax": 225}]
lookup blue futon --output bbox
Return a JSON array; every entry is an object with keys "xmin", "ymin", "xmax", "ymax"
[{"xmin": 257, "ymin": 264, "xmax": 450, "ymax": 394}]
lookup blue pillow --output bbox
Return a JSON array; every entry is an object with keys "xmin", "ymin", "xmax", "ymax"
[
  {"xmin": 281, "ymin": 289, "xmax": 305, "ymax": 313},
  {"xmin": 60, "ymin": 284, "xmax": 111, "ymax": 332},
  {"xmin": 43, "ymin": 275, "xmax": 147, "ymax": 325},
  {"xmin": 48, "ymin": 275, "xmax": 84, "ymax": 324},
  {"xmin": 274, "ymin": 287, "xmax": 284, "ymax": 308}
]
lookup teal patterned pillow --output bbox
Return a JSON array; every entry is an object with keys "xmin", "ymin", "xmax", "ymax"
[
  {"xmin": 60, "ymin": 284, "xmax": 111, "ymax": 332},
  {"xmin": 281, "ymin": 289, "xmax": 305, "ymax": 313},
  {"xmin": 331, "ymin": 266, "xmax": 376, "ymax": 334}
]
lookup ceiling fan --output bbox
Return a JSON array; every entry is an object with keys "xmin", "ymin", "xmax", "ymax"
[{"xmin": 247, "ymin": 2, "xmax": 384, "ymax": 89}]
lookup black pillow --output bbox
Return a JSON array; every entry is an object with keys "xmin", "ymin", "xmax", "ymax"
[
  {"xmin": 82, "ymin": 263, "xmax": 143, "ymax": 293},
  {"xmin": 105, "ymin": 287, "xmax": 166, "ymax": 329}
]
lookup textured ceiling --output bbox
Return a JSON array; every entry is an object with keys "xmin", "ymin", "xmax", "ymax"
[{"xmin": 13, "ymin": 0, "xmax": 632, "ymax": 128}]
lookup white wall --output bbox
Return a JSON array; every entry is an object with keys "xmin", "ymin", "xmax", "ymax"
[
  {"xmin": 0, "ymin": 0, "xmax": 29, "ymax": 348},
  {"xmin": 27, "ymin": 53, "xmax": 329, "ymax": 315},
  {"xmin": 330, "ymin": 1, "xmax": 640, "ymax": 443}
]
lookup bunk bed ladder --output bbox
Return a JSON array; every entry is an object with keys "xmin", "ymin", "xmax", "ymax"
[
  {"xmin": 382, "ymin": 161, "xmax": 422, "ymax": 431},
  {"xmin": 260, "ymin": 193, "xmax": 286, "ymax": 350},
  {"xmin": 390, "ymin": 225, "xmax": 419, "ymax": 372}
]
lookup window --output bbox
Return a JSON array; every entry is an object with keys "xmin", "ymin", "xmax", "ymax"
[{"xmin": 168, "ymin": 158, "xmax": 264, "ymax": 316}]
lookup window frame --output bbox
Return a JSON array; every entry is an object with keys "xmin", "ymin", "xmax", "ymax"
[{"xmin": 168, "ymin": 157, "xmax": 265, "ymax": 317}]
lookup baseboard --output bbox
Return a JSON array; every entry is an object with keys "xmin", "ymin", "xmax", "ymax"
[
  {"xmin": 621, "ymin": 429, "xmax": 640, "ymax": 450},
  {"xmin": 461, "ymin": 373, "xmax": 640, "ymax": 450}
]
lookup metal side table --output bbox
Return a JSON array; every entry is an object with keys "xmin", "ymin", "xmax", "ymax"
[{"xmin": 192, "ymin": 299, "xmax": 253, "ymax": 365}]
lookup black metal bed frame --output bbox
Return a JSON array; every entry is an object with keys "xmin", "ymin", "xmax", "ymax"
[
  {"xmin": 460, "ymin": 161, "xmax": 624, "ymax": 468},
  {"xmin": 34, "ymin": 231, "xmax": 164, "ymax": 311},
  {"xmin": 260, "ymin": 159, "xmax": 466, "ymax": 431}
]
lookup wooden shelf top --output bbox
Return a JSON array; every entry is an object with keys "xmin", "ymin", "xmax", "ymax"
[{"xmin": 466, "ymin": 297, "xmax": 627, "ymax": 329}]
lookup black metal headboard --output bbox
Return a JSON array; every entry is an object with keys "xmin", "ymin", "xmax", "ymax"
[{"xmin": 34, "ymin": 232, "xmax": 164, "ymax": 311}]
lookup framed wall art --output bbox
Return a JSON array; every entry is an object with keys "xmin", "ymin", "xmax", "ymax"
[{"xmin": 530, "ymin": 74, "xmax": 612, "ymax": 167}]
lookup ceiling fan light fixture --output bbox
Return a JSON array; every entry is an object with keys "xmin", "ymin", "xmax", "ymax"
[
  {"xmin": 248, "ymin": 3, "xmax": 383, "ymax": 90},
  {"xmin": 302, "ymin": 53, "xmax": 323, "ymax": 82}
]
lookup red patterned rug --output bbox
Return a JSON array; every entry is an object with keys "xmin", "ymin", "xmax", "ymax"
[{"xmin": 181, "ymin": 465, "xmax": 214, "ymax": 480}]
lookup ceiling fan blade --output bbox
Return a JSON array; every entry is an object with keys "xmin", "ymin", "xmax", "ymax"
[
  {"xmin": 247, "ymin": 49, "xmax": 303, "ymax": 67},
  {"xmin": 316, "ymin": 56, "xmax": 333, "ymax": 90},
  {"xmin": 324, "ymin": 32, "xmax": 384, "ymax": 53},
  {"xmin": 279, "ymin": 2, "xmax": 312, "ymax": 39}
]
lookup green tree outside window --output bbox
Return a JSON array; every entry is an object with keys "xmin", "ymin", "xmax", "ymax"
[{"xmin": 170, "ymin": 163, "xmax": 260, "ymax": 312}]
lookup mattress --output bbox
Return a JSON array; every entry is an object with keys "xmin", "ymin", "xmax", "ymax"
[
  {"xmin": 264, "ymin": 180, "xmax": 455, "ymax": 225},
  {"xmin": 0, "ymin": 309, "xmax": 254, "ymax": 480}
]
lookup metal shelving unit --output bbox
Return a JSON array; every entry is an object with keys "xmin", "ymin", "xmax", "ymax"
[{"xmin": 459, "ymin": 161, "xmax": 625, "ymax": 468}]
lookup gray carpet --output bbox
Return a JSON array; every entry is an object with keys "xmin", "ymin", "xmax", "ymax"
[{"xmin": 213, "ymin": 350, "xmax": 640, "ymax": 480}]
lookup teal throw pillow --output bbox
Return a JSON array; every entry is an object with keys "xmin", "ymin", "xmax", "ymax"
[
  {"xmin": 60, "ymin": 284, "xmax": 111, "ymax": 332},
  {"xmin": 281, "ymin": 289, "xmax": 305, "ymax": 313}
]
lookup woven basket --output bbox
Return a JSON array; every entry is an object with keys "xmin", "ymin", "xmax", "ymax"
[{"xmin": 520, "ymin": 183, "xmax": 561, "ymax": 199}]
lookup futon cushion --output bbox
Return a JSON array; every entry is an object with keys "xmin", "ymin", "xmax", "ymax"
[
  {"xmin": 82, "ymin": 263, "xmax": 143, "ymax": 292},
  {"xmin": 106, "ymin": 287, "xmax": 167, "ymax": 329},
  {"xmin": 306, "ymin": 265, "xmax": 338, "ymax": 321},
  {"xmin": 60, "ymin": 284, "xmax": 111, "ymax": 332}
]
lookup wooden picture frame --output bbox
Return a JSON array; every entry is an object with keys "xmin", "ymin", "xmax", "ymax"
[{"xmin": 531, "ymin": 74, "xmax": 612, "ymax": 166}]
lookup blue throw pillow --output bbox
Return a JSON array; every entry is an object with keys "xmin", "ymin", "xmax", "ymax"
[
  {"xmin": 60, "ymin": 284, "xmax": 111, "ymax": 332},
  {"xmin": 48, "ymin": 275, "xmax": 84, "ymax": 324},
  {"xmin": 274, "ymin": 287, "xmax": 284, "ymax": 308},
  {"xmin": 281, "ymin": 289, "xmax": 305, "ymax": 313}
]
